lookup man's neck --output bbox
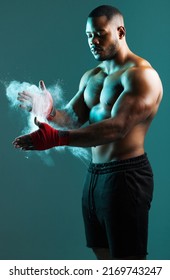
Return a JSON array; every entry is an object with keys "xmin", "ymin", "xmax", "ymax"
[{"xmin": 103, "ymin": 45, "xmax": 132, "ymax": 75}]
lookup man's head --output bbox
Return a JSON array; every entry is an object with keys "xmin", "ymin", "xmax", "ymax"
[{"xmin": 86, "ymin": 5, "xmax": 126, "ymax": 61}]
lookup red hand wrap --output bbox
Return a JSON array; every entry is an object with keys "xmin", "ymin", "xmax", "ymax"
[{"xmin": 30, "ymin": 123, "xmax": 69, "ymax": 150}]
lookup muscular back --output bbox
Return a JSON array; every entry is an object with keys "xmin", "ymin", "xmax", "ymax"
[{"xmin": 81, "ymin": 55, "xmax": 162, "ymax": 162}]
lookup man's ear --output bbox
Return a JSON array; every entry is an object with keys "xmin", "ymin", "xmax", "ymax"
[{"xmin": 117, "ymin": 26, "xmax": 126, "ymax": 39}]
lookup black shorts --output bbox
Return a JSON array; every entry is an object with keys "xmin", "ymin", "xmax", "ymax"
[{"xmin": 82, "ymin": 153, "xmax": 154, "ymax": 259}]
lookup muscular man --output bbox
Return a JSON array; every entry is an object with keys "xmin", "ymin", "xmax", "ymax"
[{"xmin": 13, "ymin": 5, "xmax": 163, "ymax": 260}]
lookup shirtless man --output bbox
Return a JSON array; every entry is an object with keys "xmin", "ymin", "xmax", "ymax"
[{"xmin": 13, "ymin": 5, "xmax": 163, "ymax": 260}]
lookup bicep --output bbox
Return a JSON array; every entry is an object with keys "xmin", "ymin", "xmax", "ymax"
[
  {"xmin": 111, "ymin": 68, "xmax": 161, "ymax": 133},
  {"xmin": 111, "ymin": 91, "xmax": 150, "ymax": 128}
]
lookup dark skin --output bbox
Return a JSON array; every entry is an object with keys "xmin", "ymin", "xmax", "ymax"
[{"xmin": 13, "ymin": 15, "xmax": 163, "ymax": 259}]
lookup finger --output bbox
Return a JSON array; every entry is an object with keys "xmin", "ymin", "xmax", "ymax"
[
  {"xmin": 13, "ymin": 134, "xmax": 33, "ymax": 144},
  {"xmin": 17, "ymin": 97, "xmax": 31, "ymax": 103},
  {"xmin": 13, "ymin": 141, "xmax": 34, "ymax": 150},
  {"xmin": 18, "ymin": 104, "xmax": 32, "ymax": 112},
  {"xmin": 17, "ymin": 96, "xmax": 31, "ymax": 103},
  {"xmin": 34, "ymin": 117, "xmax": 41, "ymax": 127},
  {"xmin": 18, "ymin": 91, "xmax": 32, "ymax": 98},
  {"xmin": 18, "ymin": 92, "xmax": 31, "ymax": 99},
  {"xmin": 39, "ymin": 80, "xmax": 46, "ymax": 91},
  {"xmin": 13, "ymin": 141, "xmax": 31, "ymax": 148},
  {"xmin": 14, "ymin": 143, "xmax": 35, "ymax": 150},
  {"xmin": 15, "ymin": 140, "xmax": 32, "ymax": 147},
  {"xmin": 13, "ymin": 143, "xmax": 22, "ymax": 148}
]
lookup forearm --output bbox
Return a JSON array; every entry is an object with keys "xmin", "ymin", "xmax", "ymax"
[
  {"xmin": 68, "ymin": 118, "xmax": 125, "ymax": 147},
  {"xmin": 13, "ymin": 117, "xmax": 126, "ymax": 151}
]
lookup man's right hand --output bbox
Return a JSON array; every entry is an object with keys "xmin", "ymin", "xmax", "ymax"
[
  {"xmin": 17, "ymin": 80, "xmax": 55, "ymax": 119},
  {"xmin": 13, "ymin": 117, "xmax": 69, "ymax": 150}
]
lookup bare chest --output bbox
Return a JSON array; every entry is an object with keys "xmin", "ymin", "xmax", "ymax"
[{"xmin": 84, "ymin": 72, "xmax": 123, "ymax": 123}]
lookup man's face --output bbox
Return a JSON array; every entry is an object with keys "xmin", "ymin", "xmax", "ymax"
[{"xmin": 86, "ymin": 16, "xmax": 120, "ymax": 61}]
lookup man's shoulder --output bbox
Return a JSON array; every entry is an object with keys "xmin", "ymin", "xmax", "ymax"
[
  {"xmin": 121, "ymin": 57, "xmax": 163, "ymax": 98},
  {"xmin": 122, "ymin": 58, "xmax": 161, "ymax": 88}
]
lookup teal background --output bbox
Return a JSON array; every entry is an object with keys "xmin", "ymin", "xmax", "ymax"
[{"xmin": 0, "ymin": 0, "xmax": 169, "ymax": 260}]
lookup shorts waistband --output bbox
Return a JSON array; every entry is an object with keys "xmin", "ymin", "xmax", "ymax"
[{"xmin": 88, "ymin": 153, "xmax": 149, "ymax": 174}]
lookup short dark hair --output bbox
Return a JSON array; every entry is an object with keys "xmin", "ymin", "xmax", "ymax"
[{"xmin": 88, "ymin": 5, "xmax": 123, "ymax": 21}]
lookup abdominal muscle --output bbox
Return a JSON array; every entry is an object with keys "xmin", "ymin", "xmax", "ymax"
[{"xmin": 91, "ymin": 125, "xmax": 147, "ymax": 163}]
